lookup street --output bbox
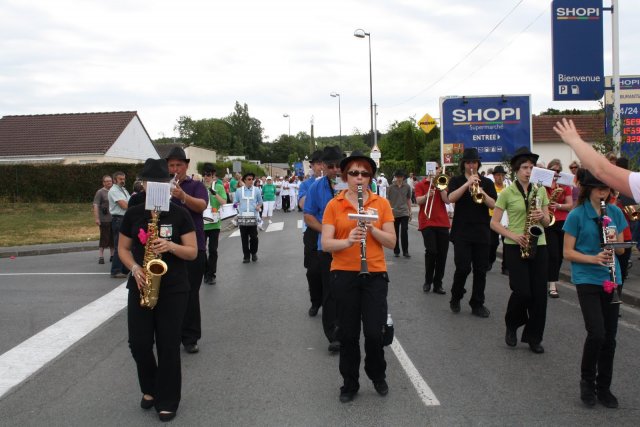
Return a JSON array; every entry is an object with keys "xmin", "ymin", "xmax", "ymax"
[{"xmin": 1, "ymin": 209, "xmax": 639, "ymax": 426}]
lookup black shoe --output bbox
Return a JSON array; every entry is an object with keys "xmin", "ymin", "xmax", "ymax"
[
  {"xmin": 432, "ymin": 286, "xmax": 446, "ymax": 295},
  {"xmin": 98, "ymin": 257, "xmax": 105, "ymax": 264},
  {"xmin": 597, "ymin": 389, "xmax": 619, "ymax": 408},
  {"xmin": 242, "ymin": 258, "xmax": 250, "ymax": 263},
  {"xmin": 580, "ymin": 380, "xmax": 596, "ymax": 407},
  {"xmin": 450, "ymin": 300, "xmax": 461, "ymax": 313},
  {"xmin": 394, "ymin": 253, "xmax": 400, "ymax": 257},
  {"xmin": 210, "ymin": 276, "xmax": 216, "ymax": 285},
  {"xmin": 109, "ymin": 256, "xmax": 113, "ymax": 262},
  {"xmin": 184, "ymin": 344, "xmax": 199, "ymax": 354},
  {"xmin": 339, "ymin": 386, "xmax": 358, "ymax": 403},
  {"xmin": 403, "ymin": 253, "xmax": 411, "ymax": 258},
  {"xmin": 159, "ymin": 412, "xmax": 176, "ymax": 422},
  {"xmin": 505, "ymin": 327, "xmax": 517, "ymax": 347},
  {"xmin": 529, "ymin": 343, "xmax": 544, "ymax": 354},
  {"xmin": 328, "ymin": 341, "xmax": 341, "ymax": 353},
  {"xmin": 471, "ymin": 305, "xmax": 491, "ymax": 318},
  {"xmin": 423, "ymin": 283, "xmax": 431, "ymax": 293},
  {"xmin": 251, "ymin": 254, "xmax": 258, "ymax": 262},
  {"xmin": 308, "ymin": 305, "xmax": 319, "ymax": 317},
  {"xmin": 140, "ymin": 396, "xmax": 154, "ymax": 409},
  {"xmin": 373, "ymin": 380, "xmax": 389, "ymax": 396},
  {"xmin": 501, "ymin": 268, "xmax": 508, "ymax": 276}
]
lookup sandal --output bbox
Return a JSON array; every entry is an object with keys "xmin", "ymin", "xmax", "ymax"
[{"xmin": 548, "ymin": 288, "xmax": 559, "ymax": 298}]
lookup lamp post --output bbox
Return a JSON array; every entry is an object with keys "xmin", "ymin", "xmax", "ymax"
[
  {"xmin": 330, "ymin": 92, "xmax": 342, "ymax": 149},
  {"xmin": 354, "ymin": 28, "xmax": 373, "ymax": 146},
  {"xmin": 283, "ymin": 113, "xmax": 290, "ymax": 139}
]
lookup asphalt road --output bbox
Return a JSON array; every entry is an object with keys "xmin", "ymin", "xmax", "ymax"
[{"xmin": 1, "ymin": 210, "xmax": 639, "ymax": 426}]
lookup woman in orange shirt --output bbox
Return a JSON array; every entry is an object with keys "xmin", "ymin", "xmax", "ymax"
[{"xmin": 321, "ymin": 151, "xmax": 396, "ymax": 403}]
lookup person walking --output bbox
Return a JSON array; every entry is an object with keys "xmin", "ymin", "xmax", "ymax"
[
  {"xmin": 488, "ymin": 165, "xmax": 509, "ymax": 274},
  {"xmin": 109, "ymin": 171, "xmax": 130, "ymax": 278},
  {"xmin": 235, "ymin": 172, "xmax": 263, "ymax": 263},
  {"xmin": 261, "ymin": 176, "xmax": 277, "ymax": 225},
  {"xmin": 202, "ymin": 163, "xmax": 227, "ymax": 286},
  {"xmin": 93, "ymin": 174, "xmax": 114, "ymax": 265},
  {"xmin": 387, "ymin": 170, "xmax": 412, "ymax": 258}
]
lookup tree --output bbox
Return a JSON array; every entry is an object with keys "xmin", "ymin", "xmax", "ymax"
[{"xmin": 225, "ymin": 102, "xmax": 264, "ymax": 159}]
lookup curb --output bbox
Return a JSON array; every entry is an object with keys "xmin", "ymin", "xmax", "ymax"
[{"xmin": 0, "ymin": 242, "xmax": 98, "ymax": 259}]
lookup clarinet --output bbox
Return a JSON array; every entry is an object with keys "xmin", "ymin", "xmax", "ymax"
[
  {"xmin": 357, "ymin": 185, "xmax": 370, "ymax": 277},
  {"xmin": 600, "ymin": 199, "xmax": 622, "ymax": 304}
]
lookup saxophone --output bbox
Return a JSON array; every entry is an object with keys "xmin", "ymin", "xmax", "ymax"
[
  {"xmin": 547, "ymin": 186, "xmax": 565, "ymax": 227},
  {"xmin": 140, "ymin": 210, "xmax": 168, "ymax": 309},
  {"xmin": 521, "ymin": 184, "xmax": 544, "ymax": 259}
]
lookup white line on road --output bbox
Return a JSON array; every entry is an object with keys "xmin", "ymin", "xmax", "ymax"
[
  {"xmin": 0, "ymin": 273, "xmax": 111, "ymax": 276},
  {"xmin": 0, "ymin": 283, "xmax": 128, "ymax": 399},
  {"xmin": 297, "ymin": 219, "xmax": 303, "ymax": 228},
  {"xmin": 229, "ymin": 229, "xmax": 241, "ymax": 238},
  {"xmin": 265, "ymin": 222, "xmax": 284, "ymax": 232},
  {"xmin": 391, "ymin": 337, "xmax": 441, "ymax": 406}
]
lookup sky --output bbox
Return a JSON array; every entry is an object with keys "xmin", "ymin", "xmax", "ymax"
[{"xmin": 1, "ymin": 0, "xmax": 639, "ymax": 144}]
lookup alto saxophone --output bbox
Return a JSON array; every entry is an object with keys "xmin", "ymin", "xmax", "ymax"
[
  {"xmin": 140, "ymin": 210, "xmax": 168, "ymax": 309},
  {"xmin": 548, "ymin": 186, "xmax": 564, "ymax": 227},
  {"xmin": 521, "ymin": 183, "xmax": 544, "ymax": 259}
]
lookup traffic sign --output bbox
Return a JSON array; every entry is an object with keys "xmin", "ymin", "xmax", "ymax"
[
  {"xmin": 551, "ymin": 0, "xmax": 604, "ymax": 101},
  {"xmin": 419, "ymin": 113, "xmax": 437, "ymax": 134}
]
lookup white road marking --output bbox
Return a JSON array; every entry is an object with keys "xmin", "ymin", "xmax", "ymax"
[
  {"xmin": 297, "ymin": 220, "xmax": 303, "ymax": 228},
  {"xmin": 0, "ymin": 283, "xmax": 128, "ymax": 399},
  {"xmin": 391, "ymin": 337, "xmax": 440, "ymax": 406},
  {"xmin": 229, "ymin": 229, "xmax": 241, "ymax": 238},
  {"xmin": 0, "ymin": 273, "xmax": 111, "ymax": 276},
  {"xmin": 265, "ymin": 222, "xmax": 284, "ymax": 232}
]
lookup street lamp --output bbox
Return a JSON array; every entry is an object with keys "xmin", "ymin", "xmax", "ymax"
[
  {"xmin": 283, "ymin": 113, "xmax": 290, "ymax": 138},
  {"xmin": 330, "ymin": 92, "xmax": 342, "ymax": 148},
  {"xmin": 354, "ymin": 28, "xmax": 373, "ymax": 146}
]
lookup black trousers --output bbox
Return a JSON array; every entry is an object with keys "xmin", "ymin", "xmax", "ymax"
[
  {"xmin": 504, "ymin": 244, "xmax": 548, "ymax": 344},
  {"xmin": 421, "ymin": 227, "xmax": 449, "ymax": 287},
  {"xmin": 393, "ymin": 216, "xmax": 410, "ymax": 255},
  {"xmin": 182, "ymin": 250, "xmax": 205, "ymax": 346},
  {"xmin": 331, "ymin": 271, "xmax": 388, "ymax": 392},
  {"xmin": 544, "ymin": 220, "xmax": 565, "ymax": 282},
  {"xmin": 319, "ymin": 252, "xmax": 338, "ymax": 343},
  {"xmin": 128, "ymin": 289, "xmax": 188, "ymax": 413},
  {"xmin": 111, "ymin": 216, "xmax": 128, "ymax": 275},
  {"xmin": 204, "ymin": 229, "xmax": 220, "ymax": 281},
  {"xmin": 282, "ymin": 195, "xmax": 291, "ymax": 212},
  {"xmin": 239, "ymin": 225, "xmax": 259, "ymax": 258},
  {"xmin": 303, "ymin": 229, "xmax": 323, "ymax": 308},
  {"xmin": 451, "ymin": 239, "xmax": 489, "ymax": 308},
  {"xmin": 576, "ymin": 284, "xmax": 619, "ymax": 389}
]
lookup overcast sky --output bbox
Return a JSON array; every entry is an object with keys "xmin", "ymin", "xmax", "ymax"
[{"xmin": 1, "ymin": 0, "xmax": 638, "ymax": 143}]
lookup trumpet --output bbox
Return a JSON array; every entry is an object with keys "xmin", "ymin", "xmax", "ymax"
[
  {"xmin": 469, "ymin": 168, "xmax": 484, "ymax": 204},
  {"xmin": 424, "ymin": 166, "xmax": 449, "ymax": 218},
  {"xmin": 623, "ymin": 205, "xmax": 640, "ymax": 221}
]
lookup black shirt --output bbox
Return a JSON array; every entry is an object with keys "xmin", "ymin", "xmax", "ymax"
[
  {"xmin": 448, "ymin": 174, "xmax": 498, "ymax": 243},
  {"xmin": 120, "ymin": 202, "xmax": 195, "ymax": 294}
]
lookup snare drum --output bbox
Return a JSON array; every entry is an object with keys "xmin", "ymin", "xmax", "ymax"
[
  {"xmin": 237, "ymin": 212, "xmax": 257, "ymax": 226},
  {"xmin": 219, "ymin": 203, "xmax": 237, "ymax": 220}
]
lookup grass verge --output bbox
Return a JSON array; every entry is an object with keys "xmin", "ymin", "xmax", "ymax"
[{"xmin": 0, "ymin": 203, "xmax": 98, "ymax": 247}]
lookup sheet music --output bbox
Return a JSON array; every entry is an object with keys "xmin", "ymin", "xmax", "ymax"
[
  {"xmin": 556, "ymin": 172, "xmax": 575, "ymax": 186},
  {"xmin": 425, "ymin": 162, "xmax": 437, "ymax": 176},
  {"xmin": 145, "ymin": 182, "xmax": 171, "ymax": 212},
  {"xmin": 530, "ymin": 167, "xmax": 555, "ymax": 187}
]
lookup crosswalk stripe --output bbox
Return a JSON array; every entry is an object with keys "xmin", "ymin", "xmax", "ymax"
[
  {"xmin": 297, "ymin": 220, "xmax": 303, "ymax": 228},
  {"xmin": 266, "ymin": 222, "xmax": 284, "ymax": 232}
]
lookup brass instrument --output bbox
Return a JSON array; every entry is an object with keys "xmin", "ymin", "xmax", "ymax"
[
  {"xmin": 521, "ymin": 183, "xmax": 544, "ymax": 259},
  {"xmin": 425, "ymin": 165, "xmax": 450, "ymax": 219},
  {"xmin": 357, "ymin": 185, "xmax": 369, "ymax": 277},
  {"xmin": 547, "ymin": 186, "xmax": 565, "ymax": 227},
  {"xmin": 600, "ymin": 200, "xmax": 622, "ymax": 304},
  {"xmin": 469, "ymin": 168, "xmax": 484, "ymax": 204},
  {"xmin": 140, "ymin": 209, "xmax": 168, "ymax": 309},
  {"xmin": 623, "ymin": 205, "xmax": 640, "ymax": 221}
]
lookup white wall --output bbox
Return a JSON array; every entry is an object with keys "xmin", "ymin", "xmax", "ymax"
[{"xmin": 105, "ymin": 117, "xmax": 158, "ymax": 161}]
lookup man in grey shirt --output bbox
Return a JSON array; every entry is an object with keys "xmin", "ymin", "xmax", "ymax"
[{"xmin": 387, "ymin": 170, "xmax": 412, "ymax": 257}]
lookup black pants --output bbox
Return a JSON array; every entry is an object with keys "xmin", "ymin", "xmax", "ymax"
[
  {"xmin": 544, "ymin": 220, "xmax": 565, "ymax": 282},
  {"xmin": 451, "ymin": 239, "xmax": 489, "ymax": 308},
  {"xmin": 504, "ymin": 244, "xmax": 548, "ymax": 344},
  {"xmin": 303, "ymin": 229, "xmax": 323, "ymax": 308},
  {"xmin": 576, "ymin": 284, "xmax": 619, "ymax": 389},
  {"xmin": 331, "ymin": 271, "xmax": 388, "ymax": 392},
  {"xmin": 421, "ymin": 227, "xmax": 449, "ymax": 287},
  {"xmin": 111, "ymin": 216, "xmax": 128, "ymax": 275},
  {"xmin": 182, "ymin": 251, "xmax": 205, "ymax": 346},
  {"xmin": 204, "ymin": 229, "xmax": 220, "ymax": 281},
  {"xmin": 393, "ymin": 216, "xmax": 410, "ymax": 255},
  {"xmin": 128, "ymin": 289, "xmax": 188, "ymax": 413},
  {"xmin": 319, "ymin": 252, "xmax": 338, "ymax": 343},
  {"xmin": 282, "ymin": 195, "xmax": 291, "ymax": 212},
  {"xmin": 239, "ymin": 225, "xmax": 259, "ymax": 259},
  {"xmin": 619, "ymin": 246, "xmax": 631, "ymax": 285}
]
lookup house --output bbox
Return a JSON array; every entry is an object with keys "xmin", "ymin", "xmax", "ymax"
[{"xmin": 0, "ymin": 111, "xmax": 158, "ymax": 164}]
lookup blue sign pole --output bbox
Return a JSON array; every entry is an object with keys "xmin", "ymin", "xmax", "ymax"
[
  {"xmin": 439, "ymin": 95, "xmax": 531, "ymax": 165},
  {"xmin": 551, "ymin": 0, "xmax": 604, "ymax": 101}
]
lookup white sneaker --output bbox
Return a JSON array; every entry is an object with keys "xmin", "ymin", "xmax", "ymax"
[{"xmin": 268, "ymin": 219, "xmax": 273, "ymax": 224}]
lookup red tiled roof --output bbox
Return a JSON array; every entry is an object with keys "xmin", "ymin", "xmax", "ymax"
[
  {"xmin": 0, "ymin": 111, "xmax": 139, "ymax": 157},
  {"xmin": 533, "ymin": 114, "xmax": 604, "ymax": 143}
]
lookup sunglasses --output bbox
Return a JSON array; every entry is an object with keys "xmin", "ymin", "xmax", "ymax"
[
  {"xmin": 569, "ymin": 166, "xmax": 578, "ymax": 169},
  {"xmin": 325, "ymin": 163, "xmax": 339, "ymax": 169},
  {"xmin": 347, "ymin": 170, "xmax": 372, "ymax": 178}
]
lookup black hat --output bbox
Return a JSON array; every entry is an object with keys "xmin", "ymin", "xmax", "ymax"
[
  {"xmin": 577, "ymin": 169, "xmax": 607, "ymax": 187},
  {"xmin": 309, "ymin": 150, "xmax": 323, "ymax": 164},
  {"xmin": 202, "ymin": 162, "xmax": 215, "ymax": 174},
  {"xmin": 165, "ymin": 146, "xmax": 190, "ymax": 163},
  {"xmin": 138, "ymin": 158, "xmax": 171, "ymax": 182},
  {"xmin": 340, "ymin": 150, "xmax": 377, "ymax": 175},
  {"xmin": 321, "ymin": 146, "xmax": 344, "ymax": 163},
  {"xmin": 493, "ymin": 165, "xmax": 507, "ymax": 175},
  {"xmin": 510, "ymin": 146, "xmax": 539, "ymax": 168},
  {"xmin": 459, "ymin": 147, "xmax": 482, "ymax": 171},
  {"xmin": 242, "ymin": 172, "xmax": 256, "ymax": 181},
  {"xmin": 393, "ymin": 169, "xmax": 406, "ymax": 177}
]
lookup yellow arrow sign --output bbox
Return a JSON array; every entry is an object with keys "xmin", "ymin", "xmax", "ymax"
[{"xmin": 419, "ymin": 113, "xmax": 436, "ymax": 134}]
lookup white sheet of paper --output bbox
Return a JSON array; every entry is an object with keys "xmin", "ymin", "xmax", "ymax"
[
  {"xmin": 426, "ymin": 162, "xmax": 437, "ymax": 176},
  {"xmin": 530, "ymin": 167, "xmax": 555, "ymax": 187},
  {"xmin": 145, "ymin": 182, "xmax": 171, "ymax": 212},
  {"xmin": 556, "ymin": 172, "xmax": 575, "ymax": 186}
]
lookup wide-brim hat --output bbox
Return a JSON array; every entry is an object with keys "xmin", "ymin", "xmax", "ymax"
[
  {"xmin": 321, "ymin": 146, "xmax": 344, "ymax": 163},
  {"xmin": 165, "ymin": 146, "xmax": 190, "ymax": 163},
  {"xmin": 202, "ymin": 162, "xmax": 215, "ymax": 174},
  {"xmin": 266, "ymin": 176, "xmax": 273, "ymax": 180},
  {"xmin": 577, "ymin": 169, "xmax": 607, "ymax": 187},
  {"xmin": 242, "ymin": 172, "xmax": 256, "ymax": 181},
  {"xmin": 309, "ymin": 149, "xmax": 323, "ymax": 164},
  {"xmin": 138, "ymin": 158, "xmax": 171, "ymax": 182},
  {"xmin": 459, "ymin": 147, "xmax": 482, "ymax": 171},
  {"xmin": 493, "ymin": 165, "xmax": 507, "ymax": 175},
  {"xmin": 510, "ymin": 146, "xmax": 539, "ymax": 168},
  {"xmin": 339, "ymin": 150, "xmax": 377, "ymax": 175}
]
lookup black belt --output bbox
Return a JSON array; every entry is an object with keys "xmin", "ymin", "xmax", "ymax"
[{"xmin": 112, "ymin": 214, "xmax": 124, "ymax": 218}]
